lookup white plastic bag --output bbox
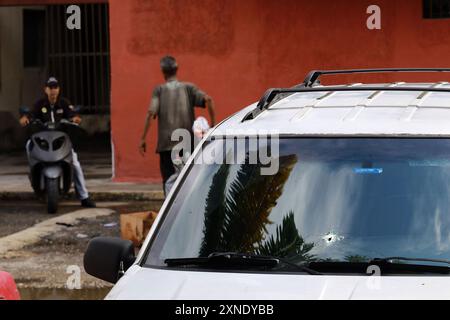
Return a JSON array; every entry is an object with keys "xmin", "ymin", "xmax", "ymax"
[
  {"xmin": 193, "ymin": 116, "xmax": 210, "ymax": 137},
  {"xmin": 165, "ymin": 117, "xmax": 211, "ymax": 196},
  {"xmin": 192, "ymin": 116, "xmax": 210, "ymax": 150}
]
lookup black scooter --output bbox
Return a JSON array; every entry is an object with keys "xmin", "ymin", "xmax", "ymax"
[{"xmin": 20, "ymin": 107, "xmax": 82, "ymax": 214}]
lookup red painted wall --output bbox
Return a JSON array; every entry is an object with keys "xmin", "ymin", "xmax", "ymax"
[{"xmin": 111, "ymin": 0, "xmax": 450, "ymax": 182}]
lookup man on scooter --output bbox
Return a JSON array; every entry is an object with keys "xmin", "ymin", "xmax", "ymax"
[{"xmin": 19, "ymin": 77, "xmax": 96, "ymax": 208}]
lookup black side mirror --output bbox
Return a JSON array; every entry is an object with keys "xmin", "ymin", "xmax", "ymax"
[
  {"xmin": 73, "ymin": 105, "xmax": 82, "ymax": 114},
  {"xmin": 19, "ymin": 106, "xmax": 30, "ymax": 117},
  {"xmin": 84, "ymin": 237, "xmax": 136, "ymax": 284}
]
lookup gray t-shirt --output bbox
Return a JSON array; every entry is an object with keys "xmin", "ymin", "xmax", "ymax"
[{"xmin": 149, "ymin": 79, "xmax": 206, "ymax": 152}]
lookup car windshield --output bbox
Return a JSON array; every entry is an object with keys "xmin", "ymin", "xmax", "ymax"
[{"xmin": 145, "ymin": 138, "xmax": 450, "ymax": 270}]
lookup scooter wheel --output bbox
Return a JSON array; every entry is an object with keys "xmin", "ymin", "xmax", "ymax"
[{"xmin": 46, "ymin": 177, "xmax": 59, "ymax": 214}]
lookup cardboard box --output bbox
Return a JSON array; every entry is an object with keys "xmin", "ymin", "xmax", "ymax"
[{"xmin": 120, "ymin": 211, "xmax": 158, "ymax": 246}]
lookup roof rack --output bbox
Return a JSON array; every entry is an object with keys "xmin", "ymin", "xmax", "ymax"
[
  {"xmin": 241, "ymin": 85, "xmax": 450, "ymax": 122},
  {"xmin": 303, "ymin": 68, "xmax": 450, "ymax": 87}
]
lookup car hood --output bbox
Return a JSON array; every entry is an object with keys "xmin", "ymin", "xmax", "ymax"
[{"xmin": 105, "ymin": 265, "xmax": 450, "ymax": 300}]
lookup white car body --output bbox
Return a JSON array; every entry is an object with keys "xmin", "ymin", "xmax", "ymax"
[
  {"xmin": 107, "ymin": 81, "xmax": 450, "ymax": 300},
  {"xmin": 107, "ymin": 265, "xmax": 450, "ymax": 300}
]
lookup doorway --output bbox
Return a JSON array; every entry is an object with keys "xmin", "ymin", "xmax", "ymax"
[{"xmin": 0, "ymin": 3, "xmax": 112, "ymax": 179}]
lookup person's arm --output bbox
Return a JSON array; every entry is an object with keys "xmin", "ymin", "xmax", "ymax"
[
  {"xmin": 19, "ymin": 115, "xmax": 30, "ymax": 127},
  {"xmin": 71, "ymin": 113, "xmax": 82, "ymax": 124},
  {"xmin": 64, "ymin": 99, "xmax": 81, "ymax": 124},
  {"xmin": 204, "ymin": 95, "xmax": 216, "ymax": 127},
  {"xmin": 190, "ymin": 84, "xmax": 216, "ymax": 127},
  {"xmin": 139, "ymin": 88, "xmax": 160, "ymax": 156},
  {"xmin": 139, "ymin": 111, "xmax": 157, "ymax": 156}
]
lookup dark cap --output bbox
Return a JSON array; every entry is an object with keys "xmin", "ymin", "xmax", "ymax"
[{"xmin": 45, "ymin": 77, "xmax": 60, "ymax": 88}]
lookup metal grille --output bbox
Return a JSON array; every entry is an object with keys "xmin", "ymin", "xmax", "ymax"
[
  {"xmin": 423, "ymin": 0, "xmax": 450, "ymax": 19},
  {"xmin": 46, "ymin": 3, "xmax": 110, "ymax": 114}
]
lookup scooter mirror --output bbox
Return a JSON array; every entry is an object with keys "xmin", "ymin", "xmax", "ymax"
[
  {"xmin": 19, "ymin": 106, "xmax": 30, "ymax": 116},
  {"xmin": 73, "ymin": 105, "xmax": 82, "ymax": 113}
]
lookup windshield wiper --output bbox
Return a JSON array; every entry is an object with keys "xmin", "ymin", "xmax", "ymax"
[
  {"xmin": 367, "ymin": 256, "xmax": 450, "ymax": 275},
  {"xmin": 164, "ymin": 252, "xmax": 322, "ymax": 275},
  {"xmin": 370, "ymin": 257, "xmax": 450, "ymax": 265},
  {"xmin": 306, "ymin": 257, "xmax": 450, "ymax": 275}
]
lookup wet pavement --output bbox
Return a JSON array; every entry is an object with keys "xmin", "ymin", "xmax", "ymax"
[
  {"xmin": 19, "ymin": 287, "xmax": 111, "ymax": 300},
  {"xmin": 0, "ymin": 201, "xmax": 83, "ymax": 238},
  {"xmin": 0, "ymin": 200, "xmax": 163, "ymax": 299},
  {"xmin": 0, "ymin": 149, "xmax": 164, "ymax": 299},
  {"xmin": 0, "ymin": 200, "xmax": 161, "ymax": 237}
]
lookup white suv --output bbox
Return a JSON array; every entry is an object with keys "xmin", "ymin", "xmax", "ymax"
[{"xmin": 85, "ymin": 68, "xmax": 450, "ymax": 300}]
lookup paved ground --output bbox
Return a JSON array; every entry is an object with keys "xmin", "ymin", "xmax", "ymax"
[
  {"xmin": 0, "ymin": 202, "xmax": 157, "ymax": 288},
  {"xmin": 0, "ymin": 150, "xmax": 164, "ymax": 201},
  {"xmin": 0, "ymin": 150, "xmax": 165, "ymax": 300}
]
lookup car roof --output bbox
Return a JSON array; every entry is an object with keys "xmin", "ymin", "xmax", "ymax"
[{"xmin": 214, "ymin": 82, "xmax": 450, "ymax": 137}]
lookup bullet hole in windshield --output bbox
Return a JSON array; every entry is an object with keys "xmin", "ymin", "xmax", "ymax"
[{"xmin": 322, "ymin": 232, "xmax": 344, "ymax": 245}]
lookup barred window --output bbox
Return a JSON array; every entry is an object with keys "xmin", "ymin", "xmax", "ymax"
[
  {"xmin": 424, "ymin": 0, "xmax": 450, "ymax": 18},
  {"xmin": 23, "ymin": 9, "xmax": 46, "ymax": 68},
  {"xmin": 47, "ymin": 4, "xmax": 111, "ymax": 115}
]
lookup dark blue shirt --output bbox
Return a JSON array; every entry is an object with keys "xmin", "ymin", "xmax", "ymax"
[{"xmin": 31, "ymin": 96, "xmax": 77, "ymax": 123}]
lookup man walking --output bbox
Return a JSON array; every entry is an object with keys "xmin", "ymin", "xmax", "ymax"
[{"xmin": 139, "ymin": 56, "xmax": 216, "ymax": 195}]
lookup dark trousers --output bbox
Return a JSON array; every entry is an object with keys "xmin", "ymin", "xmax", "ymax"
[{"xmin": 159, "ymin": 151, "xmax": 175, "ymax": 196}]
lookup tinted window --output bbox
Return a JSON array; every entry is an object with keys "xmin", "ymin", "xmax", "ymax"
[{"xmin": 146, "ymin": 138, "xmax": 450, "ymax": 270}]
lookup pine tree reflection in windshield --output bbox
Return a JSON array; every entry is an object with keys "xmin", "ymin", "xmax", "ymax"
[{"xmin": 199, "ymin": 154, "xmax": 314, "ymax": 262}]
